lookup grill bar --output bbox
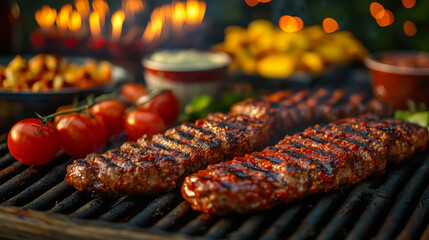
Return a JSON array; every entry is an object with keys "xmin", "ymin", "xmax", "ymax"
[
  {"xmin": 0, "ymin": 161, "xmax": 28, "ymax": 186},
  {"xmin": 259, "ymin": 204, "xmax": 302, "ymax": 239},
  {"xmin": 128, "ymin": 192, "xmax": 181, "ymax": 227},
  {"xmin": 48, "ymin": 191, "xmax": 92, "ymax": 214},
  {"xmin": 229, "ymin": 213, "xmax": 271, "ymax": 240},
  {"xmin": 0, "ymin": 153, "xmax": 17, "ymax": 170},
  {"xmin": 205, "ymin": 216, "xmax": 246, "ymax": 239},
  {"xmin": 153, "ymin": 201, "xmax": 199, "ymax": 231},
  {"xmin": 346, "ymin": 155, "xmax": 423, "ymax": 240},
  {"xmin": 4, "ymin": 158, "xmax": 71, "ymax": 207},
  {"xmin": 397, "ymin": 184, "xmax": 429, "ymax": 240},
  {"xmin": 98, "ymin": 196, "xmax": 143, "ymax": 222},
  {"xmin": 70, "ymin": 196, "xmax": 117, "ymax": 219},
  {"xmin": 315, "ymin": 181, "xmax": 372, "ymax": 240},
  {"xmin": 289, "ymin": 192, "xmax": 345, "ymax": 240},
  {"xmin": 180, "ymin": 214, "xmax": 218, "ymax": 236},
  {"xmin": 24, "ymin": 181, "xmax": 75, "ymax": 210},
  {"xmin": 375, "ymin": 153, "xmax": 429, "ymax": 240}
]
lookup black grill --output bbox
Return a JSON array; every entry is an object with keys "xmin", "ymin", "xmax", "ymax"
[{"xmin": 0, "ymin": 134, "xmax": 428, "ymax": 240}]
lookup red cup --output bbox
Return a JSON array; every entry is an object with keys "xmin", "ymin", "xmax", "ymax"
[{"xmin": 364, "ymin": 51, "xmax": 429, "ymax": 110}]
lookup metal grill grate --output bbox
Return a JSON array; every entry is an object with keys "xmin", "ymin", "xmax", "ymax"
[{"xmin": 0, "ymin": 136, "xmax": 428, "ymax": 239}]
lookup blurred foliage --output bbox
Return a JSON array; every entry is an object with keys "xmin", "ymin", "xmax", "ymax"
[
  {"xmin": 305, "ymin": 0, "xmax": 429, "ymax": 52},
  {"xmin": 179, "ymin": 91, "xmax": 255, "ymax": 122}
]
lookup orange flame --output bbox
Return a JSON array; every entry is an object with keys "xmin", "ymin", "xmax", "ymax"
[
  {"xmin": 186, "ymin": 0, "xmax": 206, "ymax": 26},
  {"xmin": 141, "ymin": 0, "xmax": 206, "ymax": 43},
  {"xmin": 142, "ymin": 7, "xmax": 164, "ymax": 43},
  {"xmin": 92, "ymin": 0, "xmax": 109, "ymax": 29},
  {"xmin": 322, "ymin": 18, "xmax": 340, "ymax": 33},
  {"xmin": 89, "ymin": 11, "xmax": 101, "ymax": 37},
  {"xmin": 111, "ymin": 10, "xmax": 125, "ymax": 40},
  {"xmin": 75, "ymin": 0, "xmax": 90, "ymax": 17},
  {"xmin": 403, "ymin": 20, "xmax": 417, "ymax": 36},
  {"xmin": 279, "ymin": 15, "xmax": 304, "ymax": 33},
  {"xmin": 172, "ymin": 1, "xmax": 186, "ymax": 29},
  {"xmin": 122, "ymin": 0, "xmax": 145, "ymax": 20},
  {"xmin": 35, "ymin": 5, "xmax": 57, "ymax": 29},
  {"xmin": 376, "ymin": 9, "xmax": 394, "ymax": 27},
  {"xmin": 56, "ymin": 4, "xmax": 72, "ymax": 31},
  {"xmin": 402, "ymin": 0, "xmax": 416, "ymax": 8},
  {"xmin": 68, "ymin": 11, "xmax": 82, "ymax": 32}
]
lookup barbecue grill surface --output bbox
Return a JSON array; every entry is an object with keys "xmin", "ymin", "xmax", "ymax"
[{"xmin": 0, "ymin": 131, "xmax": 428, "ymax": 240}]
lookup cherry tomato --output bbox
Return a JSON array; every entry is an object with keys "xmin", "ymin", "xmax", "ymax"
[
  {"xmin": 55, "ymin": 113, "xmax": 107, "ymax": 158},
  {"xmin": 8, "ymin": 118, "xmax": 60, "ymax": 166},
  {"xmin": 90, "ymin": 99, "xmax": 127, "ymax": 137},
  {"xmin": 141, "ymin": 91, "xmax": 180, "ymax": 126},
  {"xmin": 124, "ymin": 109, "xmax": 166, "ymax": 141},
  {"xmin": 120, "ymin": 83, "xmax": 148, "ymax": 104}
]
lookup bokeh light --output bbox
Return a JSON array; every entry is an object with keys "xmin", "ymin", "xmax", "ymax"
[
  {"xmin": 322, "ymin": 18, "xmax": 339, "ymax": 33},
  {"xmin": 403, "ymin": 20, "xmax": 417, "ymax": 36}
]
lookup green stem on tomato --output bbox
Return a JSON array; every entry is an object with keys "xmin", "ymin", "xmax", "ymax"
[
  {"xmin": 33, "ymin": 89, "xmax": 171, "ymax": 136},
  {"xmin": 33, "ymin": 92, "xmax": 118, "ymax": 136},
  {"xmin": 125, "ymin": 88, "xmax": 170, "ymax": 114}
]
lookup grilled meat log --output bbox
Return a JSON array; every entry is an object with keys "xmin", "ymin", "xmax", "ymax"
[
  {"xmin": 231, "ymin": 88, "xmax": 390, "ymax": 133},
  {"xmin": 66, "ymin": 89, "xmax": 389, "ymax": 195},
  {"xmin": 182, "ymin": 116, "xmax": 428, "ymax": 215},
  {"xmin": 66, "ymin": 113, "xmax": 272, "ymax": 194}
]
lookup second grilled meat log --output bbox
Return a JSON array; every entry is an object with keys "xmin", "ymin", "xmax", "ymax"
[
  {"xmin": 182, "ymin": 116, "xmax": 428, "ymax": 215},
  {"xmin": 230, "ymin": 88, "xmax": 391, "ymax": 133}
]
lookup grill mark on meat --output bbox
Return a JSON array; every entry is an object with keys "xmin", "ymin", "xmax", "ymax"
[
  {"xmin": 195, "ymin": 138, "xmax": 221, "ymax": 149},
  {"xmin": 143, "ymin": 145, "xmax": 177, "ymax": 163},
  {"xmin": 93, "ymin": 154, "xmax": 120, "ymax": 168},
  {"xmin": 110, "ymin": 149, "xmax": 138, "ymax": 167},
  {"xmin": 219, "ymin": 165, "xmax": 250, "ymax": 179},
  {"xmin": 302, "ymin": 134, "xmax": 352, "ymax": 152},
  {"xmin": 375, "ymin": 125, "xmax": 402, "ymax": 136},
  {"xmin": 314, "ymin": 129, "xmax": 371, "ymax": 150},
  {"xmin": 289, "ymin": 141, "xmax": 336, "ymax": 159},
  {"xmin": 241, "ymin": 162, "xmax": 280, "ymax": 181},
  {"xmin": 253, "ymin": 152, "xmax": 307, "ymax": 172},
  {"xmin": 175, "ymin": 129, "xmax": 195, "ymax": 140},
  {"xmin": 162, "ymin": 135, "xmax": 195, "ymax": 148},
  {"xmin": 313, "ymin": 89, "xmax": 331, "ymax": 103},
  {"xmin": 206, "ymin": 120, "xmax": 250, "ymax": 132},
  {"xmin": 268, "ymin": 146, "xmax": 279, "ymax": 151},
  {"xmin": 332, "ymin": 91, "xmax": 351, "ymax": 108},
  {"xmin": 251, "ymin": 153, "xmax": 283, "ymax": 164},
  {"xmin": 336, "ymin": 136, "xmax": 370, "ymax": 149},
  {"xmin": 184, "ymin": 123, "xmax": 216, "ymax": 136},
  {"xmin": 202, "ymin": 175, "xmax": 232, "ymax": 189},
  {"xmin": 153, "ymin": 142, "xmax": 189, "ymax": 157},
  {"xmin": 278, "ymin": 147, "xmax": 334, "ymax": 176},
  {"xmin": 76, "ymin": 159, "xmax": 91, "ymax": 166},
  {"xmin": 330, "ymin": 125, "xmax": 378, "ymax": 148},
  {"xmin": 330, "ymin": 90, "xmax": 346, "ymax": 105}
]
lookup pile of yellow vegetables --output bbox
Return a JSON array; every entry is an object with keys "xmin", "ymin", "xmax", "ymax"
[
  {"xmin": 0, "ymin": 54, "xmax": 112, "ymax": 92},
  {"xmin": 212, "ymin": 19, "xmax": 368, "ymax": 79}
]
